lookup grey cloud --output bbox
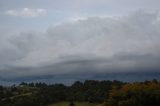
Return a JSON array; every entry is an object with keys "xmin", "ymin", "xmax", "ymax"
[
  {"xmin": 0, "ymin": 53, "xmax": 160, "ymax": 81},
  {"xmin": 0, "ymin": 10, "xmax": 160, "ymax": 79}
]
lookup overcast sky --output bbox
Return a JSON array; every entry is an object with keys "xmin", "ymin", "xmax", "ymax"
[{"xmin": 0, "ymin": 0, "xmax": 160, "ymax": 81}]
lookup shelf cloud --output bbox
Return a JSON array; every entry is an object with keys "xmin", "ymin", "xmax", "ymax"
[{"xmin": 0, "ymin": 10, "xmax": 160, "ymax": 79}]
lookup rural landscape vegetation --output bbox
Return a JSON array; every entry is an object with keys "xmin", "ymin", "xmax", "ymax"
[{"xmin": 1, "ymin": 79, "xmax": 160, "ymax": 106}]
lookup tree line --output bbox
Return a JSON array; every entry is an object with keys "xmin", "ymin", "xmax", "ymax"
[{"xmin": 0, "ymin": 79, "xmax": 160, "ymax": 106}]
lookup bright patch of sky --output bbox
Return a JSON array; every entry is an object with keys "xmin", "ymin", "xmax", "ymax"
[{"xmin": 0, "ymin": 0, "xmax": 160, "ymax": 32}]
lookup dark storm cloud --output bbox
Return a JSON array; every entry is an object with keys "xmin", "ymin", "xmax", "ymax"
[{"xmin": 0, "ymin": 10, "xmax": 160, "ymax": 79}]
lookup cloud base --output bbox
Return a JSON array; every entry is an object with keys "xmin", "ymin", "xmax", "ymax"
[{"xmin": 0, "ymin": 10, "xmax": 160, "ymax": 80}]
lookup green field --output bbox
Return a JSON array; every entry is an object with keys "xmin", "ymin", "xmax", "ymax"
[{"xmin": 47, "ymin": 102, "xmax": 102, "ymax": 106}]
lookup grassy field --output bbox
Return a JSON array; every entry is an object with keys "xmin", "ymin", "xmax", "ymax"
[{"xmin": 47, "ymin": 102, "xmax": 103, "ymax": 106}]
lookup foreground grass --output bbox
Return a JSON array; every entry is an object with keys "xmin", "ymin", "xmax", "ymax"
[{"xmin": 47, "ymin": 102, "xmax": 102, "ymax": 106}]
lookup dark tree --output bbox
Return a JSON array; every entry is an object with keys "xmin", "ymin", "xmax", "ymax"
[{"xmin": 69, "ymin": 101, "xmax": 75, "ymax": 106}]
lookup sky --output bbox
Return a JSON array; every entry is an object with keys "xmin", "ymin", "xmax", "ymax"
[{"xmin": 0, "ymin": 0, "xmax": 160, "ymax": 83}]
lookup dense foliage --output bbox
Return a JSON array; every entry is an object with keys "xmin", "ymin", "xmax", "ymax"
[
  {"xmin": 0, "ymin": 80, "xmax": 123, "ymax": 106},
  {"xmin": 0, "ymin": 79, "xmax": 160, "ymax": 106},
  {"xmin": 104, "ymin": 79, "xmax": 160, "ymax": 106}
]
